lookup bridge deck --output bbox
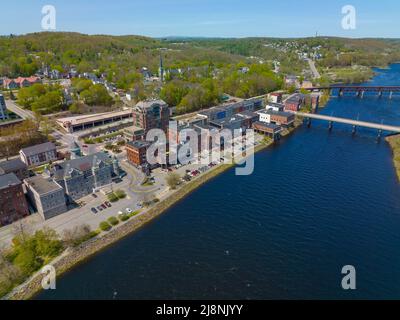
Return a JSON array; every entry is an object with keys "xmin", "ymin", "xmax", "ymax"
[
  {"xmin": 305, "ymin": 86, "xmax": 400, "ymax": 92},
  {"xmin": 294, "ymin": 112, "xmax": 400, "ymax": 133}
]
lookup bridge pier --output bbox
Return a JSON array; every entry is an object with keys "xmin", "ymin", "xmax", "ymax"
[
  {"xmin": 338, "ymin": 88, "xmax": 343, "ymax": 97},
  {"xmin": 390, "ymin": 91, "xmax": 393, "ymax": 99},
  {"xmin": 328, "ymin": 121, "xmax": 333, "ymax": 131},
  {"xmin": 377, "ymin": 129, "xmax": 383, "ymax": 140},
  {"xmin": 352, "ymin": 125, "xmax": 357, "ymax": 135},
  {"xmin": 378, "ymin": 90, "xmax": 383, "ymax": 98},
  {"xmin": 356, "ymin": 90, "xmax": 365, "ymax": 99},
  {"xmin": 306, "ymin": 118, "xmax": 311, "ymax": 128}
]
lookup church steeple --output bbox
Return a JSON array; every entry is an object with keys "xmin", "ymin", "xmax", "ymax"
[{"xmin": 159, "ymin": 52, "xmax": 164, "ymax": 83}]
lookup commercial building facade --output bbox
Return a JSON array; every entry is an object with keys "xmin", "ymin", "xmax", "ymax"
[
  {"xmin": 126, "ymin": 141, "xmax": 151, "ymax": 167},
  {"xmin": 0, "ymin": 173, "xmax": 29, "ymax": 227},
  {"xmin": 56, "ymin": 110, "xmax": 133, "ymax": 134},
  {"xmin": 132, "ymin": 100, "xmax": 170, "ymax": 136}
]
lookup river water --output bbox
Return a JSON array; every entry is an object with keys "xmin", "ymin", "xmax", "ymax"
[{"xmin": 38, "ymin": 64, "xmax": 400, "ymax": 300}]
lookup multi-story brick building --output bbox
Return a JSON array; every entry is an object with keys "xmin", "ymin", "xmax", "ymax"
[
  {"xmin": 0, "ymin": 173, "xmax": 29, "ymax": 227},
  {"xmin": 267, "ymin": 110, "xmax": 295, "ymax": 127},
  {"xmin": 126, "ymin": 141, "xmax": 152, "ymax": 167},
  {"xmin": 24, "ymin": 176, "xmax": 67, "ymax": 220},
  {"xmin": 132, "ymin": 100, "xmax": 170, "ymax": 136},
  {"xmin": 20, "ymin": 142, "xmax": 58, "ymax": 167}
]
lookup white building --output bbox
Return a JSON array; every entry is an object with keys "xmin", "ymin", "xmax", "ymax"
[
  {"xmin": 256, "ymin": 110, "xmax": 271, "ymax": 124},
  {"xmin": 20, "ymin": 142, "xmax": 58, "ymax": 167},
  {"xmin": 266, "ymin": 102, "xmax": 284, "ymax": 112}
]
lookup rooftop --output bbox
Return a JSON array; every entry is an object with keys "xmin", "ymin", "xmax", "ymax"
[
  {"xmin": 20, "ymin": 142, "xmax": 56, "ymax": 157},
  {"xmin": 135, "ymin": 99, "xmax": 168, "ymax": 111},
  {"xmin": 127, "ymin": 140, "xmax": 151, "ymax": 149},
  {"xmin": 0, "ymin": 173, "xmax": 21, "ymax": 190},
  {"xmin": 253, "ymin": 121, "xmax": 282, "ymax": 130},
  {"xmin": 0, "ymin": 158, "xmax": 27, "ymax": 174},
  {"xmin": 267, "ymin": 110, "xmax": 294, "ymax": 117},
  {"xmin": 24, "ymin": 176, "xmax": 62, "ymax": 195},
  {"xmin": 56, "ymin": 110, "xmax": 133, "ymax": 126}
]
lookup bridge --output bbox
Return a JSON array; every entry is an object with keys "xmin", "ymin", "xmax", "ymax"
[
  {"xmin": 294, "ymin": 111, "xmax": 400, "ymax": 136},
  {"xmin": 303, "ymin": 85, "xmax": 400, "ymax": 98}
]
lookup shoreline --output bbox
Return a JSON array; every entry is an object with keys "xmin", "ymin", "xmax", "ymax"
[
  {"xmin": 385, "ymin": 134, "xmax": 400, "ymax": 180},
  {"xmin": 7, "ymin": 121, "xmax": 302, "ymax": 300}
]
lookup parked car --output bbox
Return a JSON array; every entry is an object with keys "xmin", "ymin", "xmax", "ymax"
[
  {"xmin": 105, "ymin": 201, "xmax": 112, "ymax": 208},
  {"xmin": 91, "ymin": 207, "xmax": 98, "ymax": 214},
  {"xmin": 92, "ymin": 193, "xmax": 98, "ymax": 198},
  {"xmin": 97, "ymin": 206, "xmax": 103, "ymax": 211}
]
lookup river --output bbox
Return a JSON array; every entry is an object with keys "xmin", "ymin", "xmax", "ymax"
[{"xmin": 37, "ymin": 64, "xmax": 400, "ymax": 300}]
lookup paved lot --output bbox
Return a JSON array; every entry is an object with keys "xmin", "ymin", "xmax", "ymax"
[{"xmin": 0, "ymin": 133, "xmax": 264, "ymax": 247}]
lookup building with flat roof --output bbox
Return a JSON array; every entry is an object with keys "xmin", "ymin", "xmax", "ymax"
[
  {"xmin": 24, "ymin": 176, "xmax": 67, "ymax": 220},
  {"xmin": 0, "ymin": 158, "xmax": 29, "ymax": 180},
  {"xmin": 126, "ymin": 141, "xmax": 152, "ymax": 167},
  {"xmin": 253, "ymin": 122, "xmax": 282, "ymax": 140},
  {"xmin": 56, "ymin": 110, "xmax": 133, "ymax": 134},
  {"xmin": 0, "ymin": 173, "xmax": 29, "ymax": 227},
  {"xmin": 0, "ymin": 94, "xmax": 8, "ymax": 120},
  {"xmin": 267, "ymin": 110, "xmax": 295, "ymax": 127},
  {"xmin": 20, "ymin": 142, "xmax": 57, "ymax": 167}
]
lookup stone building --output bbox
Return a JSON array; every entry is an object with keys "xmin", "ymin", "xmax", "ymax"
[
  {"xmin": 24, "ymin": 176, "xmax": 67, "ymax": 220},
  {"xmin": 49, "ymin": 152, "xmax": 120, "ymax": 202}
]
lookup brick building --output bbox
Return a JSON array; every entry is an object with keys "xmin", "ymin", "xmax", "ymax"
[
  {"xmin": 132, "ymin": 100, "xmax": 169, "ymax": 136},
  {"xmin": 0, "ymin": 173, "xmax": 29, "ymax": 227},
  {"xmin": 267, "ymin": 110, "xmax": 295, "ymax": 127},
  {"xmin": 126, "ymin": 141, "xmax": 152, "ymax": 167}
]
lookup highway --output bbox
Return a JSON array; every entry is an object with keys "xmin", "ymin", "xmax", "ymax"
[{"xmin": 295, "ymin": 112, "xmax": 400, "ymax": 133}]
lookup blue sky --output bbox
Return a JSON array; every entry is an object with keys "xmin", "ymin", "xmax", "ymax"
[{"xmin": 1, "ymin": 0, "xmax": 400, "ymax": 38}]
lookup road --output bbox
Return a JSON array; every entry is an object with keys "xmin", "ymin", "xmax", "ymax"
[
  {"xmin": 5, "ymin": 99, "xmax": 35, "ymax": 120},
  {"xmin": 306, "ymin": 58, "xmax": 321, "ymax": 79}
]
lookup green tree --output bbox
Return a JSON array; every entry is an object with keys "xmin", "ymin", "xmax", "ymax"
[{"xmin": 80, "ymin": 84, "xmax": 113, "ymax": 106}]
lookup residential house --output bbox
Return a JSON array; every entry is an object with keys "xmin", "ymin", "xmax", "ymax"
[{"xmin": 20, "ymin": 142, "xmax": 58, "ymax": 167}]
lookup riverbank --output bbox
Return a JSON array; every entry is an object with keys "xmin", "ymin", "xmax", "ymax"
[
  {"xmin": 6, "ymin": 121, "xmax": 302, "ymax": 300},
  {"xmin": 386, "ymin": 134, "xmax": 400, "ymax": 180}
]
